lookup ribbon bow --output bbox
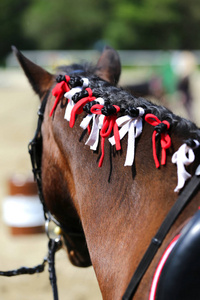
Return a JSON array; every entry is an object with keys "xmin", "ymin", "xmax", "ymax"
[
  {"xmin": 90, "ymin": 104, "xmax": 121, "ymax": 167},
  {"xmin": 80, "ymin": 98, "xmax": 105, "ymax": 150},
  {"xmin": 69, "ymin": 88, "xmax": 96, "ymax": 128},
  {"xmin": 172, "ymin": 142, "xmax": 197, "ymax": 192},
  {"xmin": 64, "ymin": 86, "xmax": 83, "ymax": 121},
  {"xmin": 145, "ymin": 114, "xmax": 171, "ymax": 168},
  {"xmin": 109, "ymin": 107, "xmax": 145, "ymax": 166},
  {"xmin": 64, "ymin": 78, "xmax": 90, "ymax": 129},
  {"xmin": 50, "ymin": 75, "xmax": 70, "ymax": 117}
]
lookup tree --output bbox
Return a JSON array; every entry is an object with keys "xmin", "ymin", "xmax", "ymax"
[
  {"xmin": 1, "ymin": 0, "xmax": 200, "ymax": 64},
  {"xmin": 22, "ymin": 0, "xmax": 112, "ymax": 50},
  {"xmin": 0, "ymin": 0, "xmax": 34, "ymax": 64},
  {"xmin": 175, "ymin": 0, "xmax": 200, "ymax": 49},
  {"xmin": 104, "ymin": 0, "xmax": 200, "ymax": 50}
]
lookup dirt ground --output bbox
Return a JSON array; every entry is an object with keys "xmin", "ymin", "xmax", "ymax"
[{"xmin": 0, "ymin": 66, "xmax": 200, "ymax": 300}]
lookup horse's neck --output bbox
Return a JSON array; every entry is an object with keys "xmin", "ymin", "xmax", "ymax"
[
  {"xmin": 52, "ymin": 113, "xmax": 199, "ymax": 299},
  {"xmin": 71, "ymin": 123, "xmax": 179, "ymax": 299}
]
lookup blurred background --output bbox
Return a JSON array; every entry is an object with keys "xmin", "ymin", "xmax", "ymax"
[{"xmin": 1, "ymin": 0, "xmax": 200, "ymax": 299}]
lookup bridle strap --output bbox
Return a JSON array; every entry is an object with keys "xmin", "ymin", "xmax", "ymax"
[
  {"xmin": 0, "ymin": 259, "xmax": 47, "ymax": 277},
  {"xmin": 28, "ymin": 91, "xmax": 85, "ymax": 237},
  {"xmin": 28, "ymin": 91, "xmax": 50, "ymax": 219},
  {"xmin": 28, "ymin": 92, "xmax": 62, "ymax": 300},
  {"xmin": 48, "ymin": 239, "xmax": 62, "ymax": 300},
  {"xmin": 28, "ymin": 90, "xmax": 84, "ymax": 300},
  {"xmin": 122, "ymin": 170, "xmax": 200, "ymax": 300}
]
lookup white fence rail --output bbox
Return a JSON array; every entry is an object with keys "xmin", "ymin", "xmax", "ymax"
[{"xmin": 6, "ymin": 50, "xmax": 200, "ymax": 68}]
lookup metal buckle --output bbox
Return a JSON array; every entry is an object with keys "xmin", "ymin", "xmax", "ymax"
[{"xmin": 45, "ymin": 217, "xmax": 62, "ymax": 243}]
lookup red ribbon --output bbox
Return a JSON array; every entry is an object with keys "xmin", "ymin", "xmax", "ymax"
[
  {"xmin": 90, "ymin": 104, "xmax": 121, "ymax": 167},
  {"xmin": 50, "ymin": 75, "xmax": 70, "ymax": 117},
  {"xmin": 69, "ymin": 88, "xmax": 96, "ymax": 128},
  {"xmin": 145, "ymin": 113, "xmax": 171, "ymax": 168}
]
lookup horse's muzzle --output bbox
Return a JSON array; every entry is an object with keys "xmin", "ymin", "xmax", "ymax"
[
  {"xmin": 62, "ymin": 235, "xmax": 92, "ymax": 268},
  {"xmin": 68, "ymin": 249, "xmax": 91, "ymax": 267}
]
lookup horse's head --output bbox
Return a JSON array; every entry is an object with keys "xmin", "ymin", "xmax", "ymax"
[
  {"xmin": 13, "ymin": 45, "xmax": 200, "ymax": 299},
  {"xmin": 13, "ymin": 46, "xmax": 121, "ymax": 267}
]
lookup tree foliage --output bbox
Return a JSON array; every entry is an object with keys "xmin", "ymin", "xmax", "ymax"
[
  {"xmin": 0, "ymin": 0, "xmax": 34, "ymax": 63},
  {"xmin": 1, "ymin": 0, "xmax": 200, "ymax": 62},
  {"xmin": 103, "ymin": 0, "xmax": 200, "ymax": 50},
  {"xmin": 22, "ymin": 0, "xmax": 112, "ymax": 50}
]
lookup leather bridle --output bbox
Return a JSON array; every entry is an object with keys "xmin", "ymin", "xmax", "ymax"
[
  {"xmin": 0, "ymin": 90, "xmax": 64, "ymax": 300},
  {"xmin": 27, "ymin": 89, "xmax": 85, "ymax": 300},
  {"xmin": 29, "ymin": 88, "xmax": 86, "ymax": 234}
]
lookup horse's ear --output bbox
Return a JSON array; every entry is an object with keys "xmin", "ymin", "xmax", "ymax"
[
  {"xmin": 95, "ymin": 46, "xmax": 121, "ymax": 85},
  {"xmin": 12, "ymin": 46, "xmax": 54, "ymax": 98}
]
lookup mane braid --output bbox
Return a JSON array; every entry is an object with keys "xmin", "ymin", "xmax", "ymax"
[
  {"xmin": 53, "ymin": 66, "xmax": 200, "ymax": 141},
  {"xmin": 50, "ymin": 68, "xmax": 200, "ymax": 191},
  {"xmin": 87, "ymin": 75, "xmax": 200, "ymax": 140},
  {"xmin": 55, "ymin": 65, "xmax": 199, "ymax": 133}
]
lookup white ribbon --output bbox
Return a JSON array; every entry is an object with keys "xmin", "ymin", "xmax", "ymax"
[
  {"xmin": 172, "ymin": 142, "xmax": 198, "ymax": 192},
  {"xmin": 109, "ymin": 107, "xmax": 145, "ymax": 166},
  {"xmin": 84, "ymin": 115, "xmax": 104, "ymax": 150},
  {"xmin": 64, "ymin": 78, "xmax": 89, "ymax": 122},
  {"xmin": 80, "ymin": 97, "xmax": 105, "ymax": 151},
  {"xmin": 80, "ymin": 97, "xmax": 105, "ymax": 130},
  {"xmin": 82, "ymin": 78, "xmax": 90, "ymax": 88},
  {"xmin": 80, "ymin": 114, "xmax": 93, "ymax": 130},
  {"xmin": 64, "ymin": 87, "xmax": 82, "ymax": 121}
]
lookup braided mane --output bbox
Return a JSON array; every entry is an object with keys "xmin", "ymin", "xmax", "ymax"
[
  {"xmin": 57, "ymin": 63, "xmax": 200, "ymax": 141},
  {"xmin": 51, "ymin": 63, "xmax": 200, "ymax": 191}
]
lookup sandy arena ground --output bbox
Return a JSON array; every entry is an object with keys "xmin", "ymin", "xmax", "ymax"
[{"xmin": 0, "ymin": 65, "xmax": 200, "ymax": 300}]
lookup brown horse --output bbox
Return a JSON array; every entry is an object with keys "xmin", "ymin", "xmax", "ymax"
[{"xmin": 13, "ymin": 46, "xmax": 200, "ymax": 300}]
